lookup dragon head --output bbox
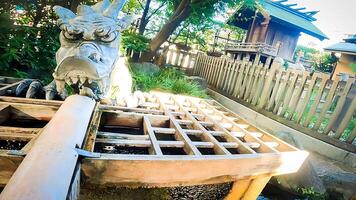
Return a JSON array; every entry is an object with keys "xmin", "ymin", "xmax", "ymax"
[{"xmin": 52, "ymin": 0, "xmax": 131, "ymax": 100}]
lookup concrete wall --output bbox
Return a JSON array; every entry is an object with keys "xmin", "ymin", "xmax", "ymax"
[{"xmin": 208, "ymin": 89, "xmax": 356, "ymax": 168}]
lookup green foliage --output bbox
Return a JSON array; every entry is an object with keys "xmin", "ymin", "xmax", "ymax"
[
  {"xmin": 0, "ymin": 12, "xmax": 59, "ymax": 83},
  {"xmin": 121, "ymin": 31, "xmax": 150, "ymax": 53},
  {"xmin": 131, "ymin": 66, "xmax": 208, "ymax": 98},
  {"xmin": 312, "ymin": 54, "xmax": 337, "ymax": 73},
  {"xmin": 350, "ymin": 62, "xmax": 356, "ymax": 72},
  {"xmin": 294, "ymin": 45, "xmax": 320, "ymax": 61},
  {"xmin": 297, "ymin": 187, "xmax": 327, "ymax": 200}
]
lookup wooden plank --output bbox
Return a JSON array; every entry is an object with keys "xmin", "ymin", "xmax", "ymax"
[
  {"xmin": 174, "ymin": 97, "xmax": 231, "ymax": 155},
  {"xmin": 0, "ymin": 102, "xmax": 59, "ymax": 122},
  {"xmin": 222, "ymin": 60, "xmax": 233, "ymax": 91},
  {"xmin": 0, "ymin": 96, "xmax": 63, "ymax": 107},
  {"xmin": 286, "ymin": 71, "xmax": 309, "ymax": 120},
  {"xmin": 189, "ymin": 100, "xmax": 256, "ymax": 154},
  {"xmin": 228, "ymin": 62, "xmax": 241, "ymax": 95},
  {"xmin": 272, "ymin": 70, "xmax": 291, "ymax": 114},
  {"xmin": 143, "ymin": 116, "xmax": 163, "ymax": 155},
  {"xmin": 243, "ymin": 62, "xmax": 258, "ymax": 100},
  {"xmin": 83, "ymin": 107, "xmax": 102, "ymax": 152},
  {"xmin": 101, "ymin": 112, "xmax": 169, "ymax": 128},
  {"xmin": 156, "ymin": 95, "xmax": 201, "ymax": 155},
  {"xmin": 0, "ymin": 126, "xmax": 40, "ymax": 135},
  {"xmin": 280, "ymin": 70, "xmax": 300, "ymax": 116},
  {"xmin": 247, "ymin": 64, "xmax": 262, "ymax": 102},
  {"xmin": 334, "ymin": 97, "xmax": 356, "ymax": 139},
  {"xmin": 0, "ymin": 95, "xmax": 96, "ymax": 200},
  {"xmin": 239, "ymin": 61, "xmax": 253, "ymax": 98},
  {"xmin": 324, "ymin": 78, "xmax": 355, "ymax": 134},
  {"xmin": 303, "ymin": 74, "xmax": 329, "ymax": 127},
  {"xmin": 251, "ymin": 67, "xmax": 268, "ymax": 106},
  {"xmin": 0, "ymin": 105, "xmax": 10, "ymax": 124},
  {"xmin": 266, "ymin": 70, "xmax": 283, "ymax": 111},
  {"xmin": 233, "ymin": 59, "xmax": 248, "ymax": 97},
  {"xmin": 224, "ymin": 179, "xmax": 251, "ymax": 200},
  {"xmin": 212, "ymin": 58, "xmax": 225, "ymax": 86},
  {"xmin": 313, "ymin": 77, "xmax": 340, "ymax": 130},
  {"xmin": 208, "ymin": 87, "xmax": 356, "ymax": 152},
  {"xmin": 0, "ymin": 132, "xmax": 35, "ymax": 141},
  {"xmin": 346, "ymin": 126, "xmax": 356, "ymax": 143},
  {"xmin": 295, "ymin": 73, "xmax": 319, "ymax": 123},
  {"xmin": 257, "ymin": 63, "xmax": 279, "ymax": 109},
  {"xmin": 97, "ymin": 132, "xmax": 149, "ymax": 140},
  {"xmin": 207, "ymin": 96, "xmax": 298, "ymax": 152},
  {"xmin": 81, "ymin": 150, "xmax": 308, "ymax": 187},
  {"xmin": 241, "ymin": 176, "xmax": 271, "ymax": 200}
]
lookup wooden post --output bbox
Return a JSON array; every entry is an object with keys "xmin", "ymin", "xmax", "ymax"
[
  {"xmin": 0, "ymin": 95, "xmax": 96, "ymax": 200},
  {"xmin": 225, "ymin": 175, "xmax": 271, "ymax": 200}
]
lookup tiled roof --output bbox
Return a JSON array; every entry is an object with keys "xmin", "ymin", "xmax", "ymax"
[{"xmin": 261, "ymin": 0, "xmax": 328, "ymax": 40}]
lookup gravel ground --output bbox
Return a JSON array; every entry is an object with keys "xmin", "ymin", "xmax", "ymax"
[{"xmin": 80, "ymin": 183, "xmax": 233, "ymax": 200}]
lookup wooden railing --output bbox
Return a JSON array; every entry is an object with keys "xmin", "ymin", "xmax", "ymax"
[
  {"xmin": 193, "ymin": 53, "xmax": 356, "ymax": 152},
  {"xmin": 225, "ymin": 42, "xmax": 278, "ymax": 57},
  {"xmin": 164, "ymin": 48, "xmax": 197, "ymax": 69}
]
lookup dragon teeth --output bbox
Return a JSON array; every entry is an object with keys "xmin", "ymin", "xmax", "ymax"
[
  {"xmin": 88, "ymin": 79, "xmax": 93, "ymax": 84},
  {"xmin": 71, "ymin": 76, "xmax": 79, "ymax": 84},
  {"xmin": 55, "ymin": 80, "xmax": 65, "ymax": 93},
  {"xmin": 65, "ymin": 78, "xmax": 72, "ymax": 85},
  {"xmin": 79, "ymin": 76, "xmax": 87, "ymax": 84}
]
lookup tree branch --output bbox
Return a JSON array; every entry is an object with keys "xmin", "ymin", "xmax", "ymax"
[
  {"xmin": 137, "ymin": 0, "xmax": 145, "ymax": 10},
  {"xmin": 146, "ymin": 2, "xmax": 165, "ymax": 21}
]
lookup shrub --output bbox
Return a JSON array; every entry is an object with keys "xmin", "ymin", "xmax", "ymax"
[
  {"xmin": 121, "ymin": 31, "xmax": 150, "ymax": 53},
  {"xmin": 131, "ymin": 66, "xmax": 208, "ymax": 98}
]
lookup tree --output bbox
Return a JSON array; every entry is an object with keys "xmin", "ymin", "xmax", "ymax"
[
  {"xmin": 137, "ymin": 0, "xmax": 166, "ymax": 34},
  {"xmin": 139, "ymin": 0, "xmax": 253, "ymax": 62}
]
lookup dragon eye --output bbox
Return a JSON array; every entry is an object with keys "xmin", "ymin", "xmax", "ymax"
[{"xmin": 100, "ymin": 32, "xmax": 116, "ymax": 43}]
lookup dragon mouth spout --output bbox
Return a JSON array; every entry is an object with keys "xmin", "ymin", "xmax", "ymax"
[{"xmin": 53, "ymin": 54, "xmax": 111, "ymax": 100}]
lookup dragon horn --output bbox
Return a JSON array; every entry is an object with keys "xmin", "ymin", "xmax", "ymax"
[
  {"xmin": 92, "ymin": 0, "xmax": 110, "ymax": 13},
  {"xmin": 103, "ymin": 0, "xmax": 127, "ymax": 18},
  {"xmin": 53, "ymin": 6, "xmax": 76, "ymax": 21}
]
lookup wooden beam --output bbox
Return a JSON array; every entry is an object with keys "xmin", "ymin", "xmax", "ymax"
[
  {"xmin": 143, "ymin": 116, "xmax": 163, "ymax": 155},
  {"xmin": 81, "ymin": 151, "xmax": 307, "ymax": 187},
  {"xmin": 0, "ymin": 95, "xmax": 96, "ymax": 200}
]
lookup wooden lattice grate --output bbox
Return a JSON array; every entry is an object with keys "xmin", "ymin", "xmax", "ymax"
[{"xmin": 85, "ymin": 92, "xmax": 299, "ymax": 156}]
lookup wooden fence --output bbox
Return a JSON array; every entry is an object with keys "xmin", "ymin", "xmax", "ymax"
[
  {"xmin": 193, "ymin": 53, "xmax": 356, "ymax": 152},
  {"xmin": 164, "ymin": 48, "xmax": 196, "ymax": 69}
]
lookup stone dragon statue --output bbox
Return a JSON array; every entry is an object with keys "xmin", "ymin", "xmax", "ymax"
[{"xmin": 16, "ymin": 0, "xmax": 144, "ymax": 107}]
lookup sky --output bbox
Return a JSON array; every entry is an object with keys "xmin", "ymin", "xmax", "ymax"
[{"xmin": 287, "ymin": 0, "xmax": 356, "ymax": 50}]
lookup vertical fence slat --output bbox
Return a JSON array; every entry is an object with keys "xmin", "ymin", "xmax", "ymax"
[
  {"xmin": 280, "ymin": 70, "xmax": 301, "ymax": 116},
  {"xmin": 257, "ymin": 60, "xmax": 281, "ymax": 109},
  {"xmin": 303, "ymin": 74, "xmax": 329, "ymax": 127},
  {"xmin": 243, "ymin": 62, "xmax": 258, "ymax": 100},
  {"xmin": 286, "ymin": 71, "xmax": 309, "ymax": 120},
  {"xmin": 334, "ymin": 98, "xmax": 356, "ymax": 139},
  {"xmin": 193, "ymin": 54, "xmax": 355, "ymax": 148},
  {"xmin": 295, "ymin": 73, "xmax": 319, "ymax": 123},
  {"xmin": 251, "ymin": 67, "xmax": 268, "ymax": 106},
  {"xmin": 324, "ymin": 78, "xmax": 355, "ymax": 134},
  {"xmin": 266, "ymin": 70, "xmax": 283, "ymax": 111},
  {"xmin": 233, "ymin": 59, "xmax": 248, "ymax": 97},
  {"xmin": 313, "ymin": 76, "xmax": 340, "ymax": 131},
  {"xmin": 229, "ymin": 62, "xmax": 241, "ymax": 95},
  {"xmin": 272, "ymin": 70, "xmax": 292, "ymax": 114},
  {"xmin": 346, "ymin": 126, "xmax": 356, "ymax": 143},
  {"xmin": 215, "ymin": 58, "xmax": 226, "ymax": 89}
]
